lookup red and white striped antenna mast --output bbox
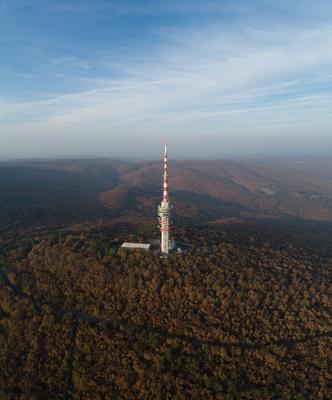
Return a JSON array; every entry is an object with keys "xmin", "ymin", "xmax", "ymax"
[
  {"xmin": 158, "ymin": 138, "xmax": 172, "ymax": 255},
  {"xmin": 163, "ymin": 137, "xmax": 168, "ymax": 202}
]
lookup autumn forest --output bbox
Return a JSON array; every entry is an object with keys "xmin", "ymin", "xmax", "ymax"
[{"xmin": 0, "ymin": 160, "xmax": 332, "ymax": 399}]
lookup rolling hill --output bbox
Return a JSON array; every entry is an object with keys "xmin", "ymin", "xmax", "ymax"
[
  {"xmin": 1, "ymin": 157, "xmax": 332, "ymax": 231},
  {"xmin": 0, "ymin": 157, "xmax": 332, "ymax": 399}
]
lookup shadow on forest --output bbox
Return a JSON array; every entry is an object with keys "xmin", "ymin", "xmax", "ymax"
[
  {"xmin": 2, "ymin": 267, "xmax": 331, "ymax": 353},
  {"xmin": 74, "ymin": 311, "xmax": 332, "ymax": 351}
]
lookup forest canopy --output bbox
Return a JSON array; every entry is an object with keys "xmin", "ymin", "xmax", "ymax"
[{"xmin": 0, "ymin": 223, "xmax": 331, "ymax": 399}]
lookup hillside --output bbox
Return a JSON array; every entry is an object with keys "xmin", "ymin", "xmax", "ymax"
[
  {"xmin": 113, "ymin": 157, "xmax": 332, "ymax": 221},
  {"xmin": 1, "ymin": 157, "xmax": 332, "ymax": 232},
  {"xmin": 0, "ymin": 223, "xmax": 331, "ymax": 399},
  {"xmin": 0, "ymin": 157, "xmax": 332, "ymax": 399}
]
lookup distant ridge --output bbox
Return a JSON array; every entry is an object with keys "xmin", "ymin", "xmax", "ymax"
[{"xmin": 0, "ymin": 157, "xmax": 332, "ymax": 231}]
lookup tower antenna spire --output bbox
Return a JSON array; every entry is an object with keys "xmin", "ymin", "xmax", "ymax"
[{"xmin": 163, "ymin": 138, "xmax": 168, "ymax": 202}]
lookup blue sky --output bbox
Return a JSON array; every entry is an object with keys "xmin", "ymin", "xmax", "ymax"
[{"xmin": 1, "ymin": 0, "xmax": 332, "ymax": 159}]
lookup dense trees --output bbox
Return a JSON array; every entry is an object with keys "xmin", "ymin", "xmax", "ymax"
[{"xmin": 0, "ymin": 224, "xmax": 331, "ymax": 399}]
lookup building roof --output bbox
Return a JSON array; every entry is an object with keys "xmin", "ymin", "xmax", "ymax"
[{"xmin": 121, "ymin": 242, "xmax": 151, "ymax": 250}]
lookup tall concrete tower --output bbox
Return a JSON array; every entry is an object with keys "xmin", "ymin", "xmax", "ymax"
[{"xmin": 158, "ymin": 141, "xmax": 172, "ymax": 255}]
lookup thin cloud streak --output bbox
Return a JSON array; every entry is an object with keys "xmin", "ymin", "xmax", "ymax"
[
  {"xmin": 3, "ymin": 25, "xmax": 332, "ymax": 113},
  {"xmin": 1, "ymin": 14, "xmax": 332, "ymax": 157}
]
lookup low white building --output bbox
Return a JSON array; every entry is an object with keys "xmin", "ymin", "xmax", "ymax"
[{"xmin": 121, "ymin": 242, "xmax": 151, "ymax": 251}]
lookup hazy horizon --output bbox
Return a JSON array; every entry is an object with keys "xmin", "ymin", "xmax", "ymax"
[
  {"xmin": 1, "ymin": 148, "xmax": 332, "ymax": 163},
  {"xmin": 1, "ymin": 0, "xmax": 332, "ymax": 159}
]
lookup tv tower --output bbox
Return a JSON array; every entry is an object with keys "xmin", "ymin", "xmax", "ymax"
[{"xmin": 158, "ymin": 140, "xmax": 172, "ymax": 255}]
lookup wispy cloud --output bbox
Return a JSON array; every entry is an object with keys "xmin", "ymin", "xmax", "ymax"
[
  {"xmin": 4, "ymin": 25, "xmax": 332, "ymax": 113},
  {"xmin": 1, "ymin": 1, "xmax": 332, "ymax": 158}
]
